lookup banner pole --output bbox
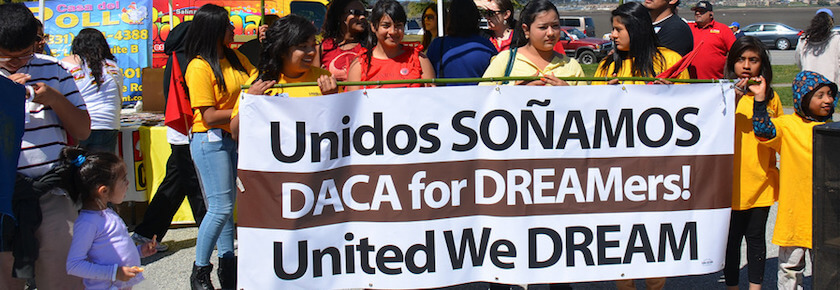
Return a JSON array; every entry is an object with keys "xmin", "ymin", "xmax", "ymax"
[
  {"xmin": 241, "ymin": 77, "xmax": 736, "ymax": 89},
  {"xmin": 38, "ymin": 0, "xmax": 45, "ymax": 22},
  {"xmin": 436, "ymin": 0, "xmax": 444, "ymax": 37}
]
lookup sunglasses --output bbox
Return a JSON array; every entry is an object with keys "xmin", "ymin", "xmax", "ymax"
[
  {"xmin": 482, "ymin": 9, "xmax": 502, "ymax": 18},
  {"xmin": 423, "ymin": 14, "xmax": 435, "ymax": 20},
  {"xmin": 347, "ymin": 9, "xmax": 368, "ymax": 17}
]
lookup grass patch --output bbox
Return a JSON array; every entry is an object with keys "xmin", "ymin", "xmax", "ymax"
[
  {"xmin": 581, "ymin": 64, "xmax": 599, "ymax": 77},
  {"xmin": 774, "ymin": 86, "xmax": 794, "ymax": 107},
  {"xmin": 772, "ymin": 65, "xmax": 799, "ymax": 85}
]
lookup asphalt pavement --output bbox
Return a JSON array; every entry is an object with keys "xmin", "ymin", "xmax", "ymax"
[{"xmin": 770, "ymin": 50, "xmax": 796, "ymax": 66}]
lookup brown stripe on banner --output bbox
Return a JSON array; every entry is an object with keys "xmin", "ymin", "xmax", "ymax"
[{"xmin": 237, "ymin": 155, "xmax": 732, "ymax": 229}]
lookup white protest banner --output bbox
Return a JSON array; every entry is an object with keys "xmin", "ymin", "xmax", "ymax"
[{"xmin": 237, "ymin": 83, "xmax": 735, "ymax": 289}]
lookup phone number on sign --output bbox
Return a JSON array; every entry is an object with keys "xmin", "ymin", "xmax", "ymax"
[{"xmin": 105, "ymin": 29, "xmax": 149, "ymax": 41}]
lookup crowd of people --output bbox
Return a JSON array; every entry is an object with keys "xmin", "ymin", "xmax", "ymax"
[{"xmin": 1, "ymin": 0, "xmax": 838, "ymax": 289}]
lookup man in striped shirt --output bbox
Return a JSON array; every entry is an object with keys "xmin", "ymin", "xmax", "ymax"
[{"xmin": 0, "ymin": 4, "xmax": 89, "ymax": 289}]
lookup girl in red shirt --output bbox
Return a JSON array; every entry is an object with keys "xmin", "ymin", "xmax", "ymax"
[
  {"xmin": 317, "ymin": 0, "xmax": 371, "ymax": 81},
  {"xmin": 346, "ymin": 0, "xmax": 434, "ymax": 90}
]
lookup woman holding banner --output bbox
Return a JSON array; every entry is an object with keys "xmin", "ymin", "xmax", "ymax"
[
  {"xmin": 61, "ymin": 28, "xmax": 123, "ymax": 153},
  {"xmin": 480, "ymin": 0, "xmax": 584, "ymax": 86},
  {"xmin": 231, "ymin": 14, "xmax": 339, "ymax": 137},
  {"xmin": 182, "ymin": 4, "xmax": 256, "ymax": 290},
  {"xmin": 346, "ymin": 0, "xmax": 435, "ymax": 91},
  {"xmin": 595, "ymin": 2, "xmax": 688, "ymax": 289},
  {"xmin": 317, "ymin": 0, "xmax": 371, "ymax": 81},
  {"xmin": 593, "ymin": 1, "xmax": 688, "ymax": 85}
]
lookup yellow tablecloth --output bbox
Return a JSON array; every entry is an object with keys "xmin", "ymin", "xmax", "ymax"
[{"xmin": 138, "ymin": 126, "xmax": 196, "ymax": 224}]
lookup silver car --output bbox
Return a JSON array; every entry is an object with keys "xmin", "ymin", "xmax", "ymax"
[{"xmin": 741, "ymin": 22, "xmax": 802, "ymax": 50}]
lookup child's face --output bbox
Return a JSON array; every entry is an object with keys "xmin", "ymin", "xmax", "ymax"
[
  {"xmin": 610, "ymin": 17, "xmax": 630, "ymax": 52},
  {"xmin": 373, "ymin": 14, "xmax": 404, "ymax": 47},
  {"xmin": 0, "ymin": 44, "xmax": 35, "ymax": 73},
  {"xmin": 524, "ymin": 10, "xmax": 561, "ymax": 53},
  {"xmin": 808, "ymin": 85, "xmax": 836, "ymax": 117},
  {"xmin": 109, "ymin": 165, "xmax": 129, "ymax": 205},
  {"xmin": 734, "ymin": 49, "xmax": 761, "ymax": 78},
  {"xmin": 281, "ymin": 36, "xmax": 317, "ymax": 76}
]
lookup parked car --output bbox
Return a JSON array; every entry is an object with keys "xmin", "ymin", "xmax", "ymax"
[
  {"xmin": 556, "ymin": 26, "xmax": 611, "ymax": 64},
  {"xmin": 741, "ymin": 22, "xmax": 802, "ymax": 50},
  {"xmin": 559, "ymin": 16, "xmax": 595, "ymax": 37},
  {"xmin": 405, "ymin": 19, "xmax": 423, "ymax": 36}
]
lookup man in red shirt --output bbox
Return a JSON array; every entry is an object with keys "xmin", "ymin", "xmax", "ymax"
[{"xmin": 688, "ymin": 1, "xmax": 735, "ymax": 79}]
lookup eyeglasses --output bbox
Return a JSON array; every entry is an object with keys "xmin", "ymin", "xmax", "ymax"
[
  {"xmin": 0, "ymin": 49, "xmax": 34, "ymax": 63},
  {"xmin": 347, "ymin": 9, "xmax": 368, "ymax": 17},
  {"xmin": 482, "ymin": 9, "xmax": 502, "ymax": 18},
  {"xmin": 423, "ymin": 14, "xmax": 435, "ymax": 21}
]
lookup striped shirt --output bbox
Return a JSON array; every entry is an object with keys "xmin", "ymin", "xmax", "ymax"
[{"xmin": 17, "ymin": 54, "xmax": 86, "ymax": 178}]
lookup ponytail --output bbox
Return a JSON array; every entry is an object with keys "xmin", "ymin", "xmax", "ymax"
[{"xmin": 59, "ymin": 147, "xmax": 124, "ymax": 204}]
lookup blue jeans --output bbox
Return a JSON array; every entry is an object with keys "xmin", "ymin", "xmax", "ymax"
[
  {"xmin": 78, "ymin": 129, "xmax": 118, "ymax": 153},
  {"xmin": 190, "ymin": 130, "xmax": 237, "ymax": 266}
]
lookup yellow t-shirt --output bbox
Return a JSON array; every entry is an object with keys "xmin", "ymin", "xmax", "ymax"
[
  {"xmin": 761, "ymin": 114, "xmax": 825, "ymax": 248},
  {"xmin": 592, "ymin": 47, "xmax": 689, "ymax": 84},
  {"xmin": 733, "ymin": 92, "xmax": 782, "ymax": 210},
  {"xmin": 185, "ymin": 50, "xmax": 256, "ymax": 133},
  {"xmin": 231, "ymin": 66, "xmax": 332, "ymax": 118},
  {"xmin": 480, "ymin": 49, "xmax": 585, "ymax": 86}
]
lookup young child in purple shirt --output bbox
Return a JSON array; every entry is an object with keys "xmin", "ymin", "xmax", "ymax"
[{"xmin": 61, "ymin": 147, "xmax": 158, "ymax": 289}]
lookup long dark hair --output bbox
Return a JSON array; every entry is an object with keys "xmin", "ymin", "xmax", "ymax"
[
  {"xmin": 447, "ymin": 0, "xmax": 481, "ymax": 37},
  {"xmin": 322, "ymin": 0, "xmax": 370, "ymax": 44},
  {"xmin": 364, "ymin": 0, "xmax": 407, "ymax": 70},
  {"xmin": 598, "ymin": 1, "xmax": 664, "ymax": 78},
  {"xmin": 511, "ymin": 0, "xmax": 558, "ymax": 48},
  {"xmin": 71, "ymin": 28, "xmax": 116, "ymax": 90},
  {"xmin": 60, "ymin": 147, "xmax": 124, "ymax": 204},
  {"xmin": 803, "ymin": 11, "xmax": 834, "ymax": 43},
  {"xmin": 184, "ymin": 4, "xmax": 247, "ymax": 91},
  {"xmin": 421, "ymin": 4, "xmax": 437, "ymax": 49},
  {"xmin": 724, "ymin": 36, "xmax": 775, "ymax": 101},
  {"xmin": 257, "ymin": 14, "xmax": 318, "ymax": 82}
]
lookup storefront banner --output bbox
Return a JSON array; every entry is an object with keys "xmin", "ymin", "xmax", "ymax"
[
  {"xmin": 150, "ymin": 1, "xmax": 281, "ymax": 68},
  {"xmin": 27, "ymin": 0, "xmax": 151, "ymax": 104},
  {"xmin": 236, "ymin": 84, "xmax": 736, "ymax": 288}
]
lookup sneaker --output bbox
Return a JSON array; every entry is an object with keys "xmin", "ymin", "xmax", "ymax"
[{"xmin": 131, "ymin": 233, "xmax": 153, "ymax": 244}]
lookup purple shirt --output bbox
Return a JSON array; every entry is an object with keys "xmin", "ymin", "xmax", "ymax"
[{"xmin": 67, "ymin": 208, "xmax": 143, "ymax": 289}]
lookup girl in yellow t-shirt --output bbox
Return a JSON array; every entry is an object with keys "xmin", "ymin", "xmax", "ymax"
[
  {"xmin": 182, "ymin": 4, "xmax": 256, "ymax": 289},
  {"xmin": 721, "ymin": 36, "xmax": 781, "ymax": 290},
  {"xmin": 598, "ymin": 3, "xmax": 686, "ymax": 290},
  {"xmin": 232, "ymin": 14, "xmax": 339, "ymax": 136},
  {"xmin": 593, "ymin": 2, "xmax": 688, "ymax": 85},
  {"xmin": 481, "ymin": 0, "xmax": 584, "ymax": 86}
]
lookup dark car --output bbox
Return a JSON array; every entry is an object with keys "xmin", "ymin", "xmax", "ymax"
[
  {"xmin": 555, "ymin": 26, "xmax": 611, "ymax": 64},
  {"xmin": 742, "ymin": 22, "xmax": 802, "ymax": 50}
]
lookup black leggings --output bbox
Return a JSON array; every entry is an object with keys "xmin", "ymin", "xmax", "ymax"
[{"xmin": 723, "ymin": 207, "xmax": 771, "ymax": 286}]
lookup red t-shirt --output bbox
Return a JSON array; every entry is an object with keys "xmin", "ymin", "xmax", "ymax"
[
  {"xmin": 490, "ymin": 33, "xmax": 513, "ymax": 52},
  {"xmin": 689, "ymin": 20, "xmax": 736, "ymax": 79},
  {"xmin": 359, "ymin": 46, "xmax": 423, "ymax": 89},
  {"xmin": 320, "ymin": 38, "xmax": 364, "ymax": 82}
]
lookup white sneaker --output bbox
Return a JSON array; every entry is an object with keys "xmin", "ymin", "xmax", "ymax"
[{"xmin": 131, "ymin": 233, "xmax": 152, "ymax": 244}]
